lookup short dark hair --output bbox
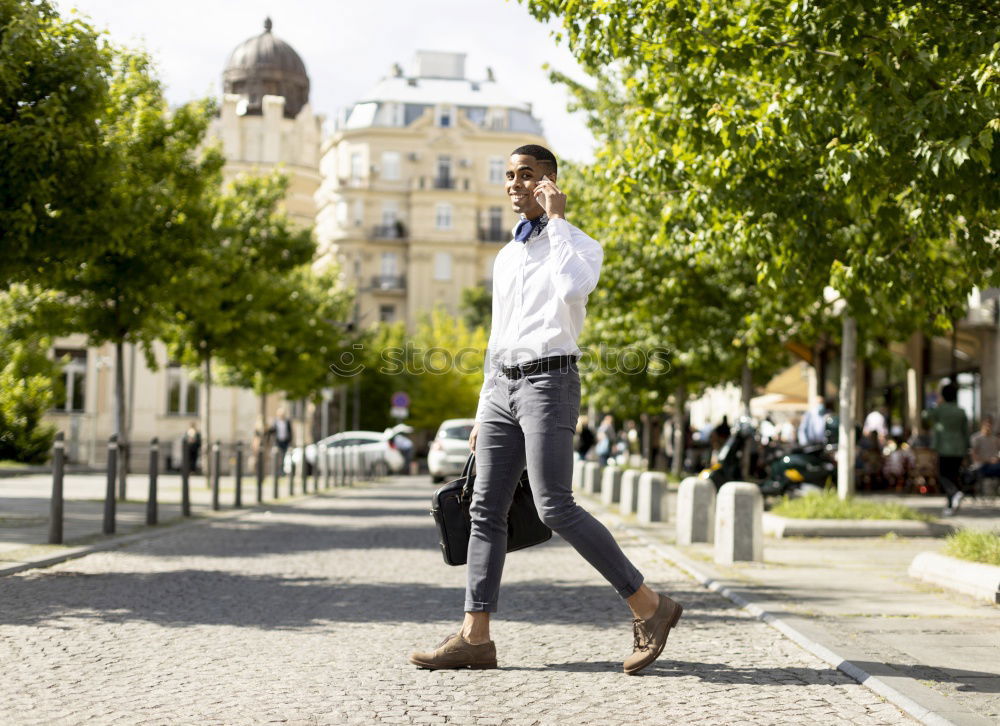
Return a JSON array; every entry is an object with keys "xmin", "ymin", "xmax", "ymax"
[
  {"xmin": 942, "ymin": 383, "xmax": 958, "ymax": 403},
  {"xmin": 510, "ymin": 144, "xmax": 557, "ymax": 174}
]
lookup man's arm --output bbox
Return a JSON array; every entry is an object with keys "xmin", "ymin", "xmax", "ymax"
[
  {"xmin": 547, "ymin": 218, "xmax": 603, "ymax": 302},
  {"xmin": 474, "ymin": 258, "xmax": 503, "ymax": 424}
]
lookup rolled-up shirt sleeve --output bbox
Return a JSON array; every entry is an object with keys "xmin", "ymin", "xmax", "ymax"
[
  {"xmin": 547, "ymin": 218, "xmax": 603, "ymax": 302},
  {"xmin": 475, "ymin": 264, "xmax": 503, "ymax": 424}
]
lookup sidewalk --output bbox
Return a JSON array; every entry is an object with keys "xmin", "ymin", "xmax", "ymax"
[
  {"xmin": 0, "ymin": 470, "xmax": 318, "ymax": 570},
  {"xmin": 577, "ymin": 489, "xmax": 1000, "ymax": 726}
]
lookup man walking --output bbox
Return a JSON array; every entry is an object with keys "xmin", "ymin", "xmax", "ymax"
[{"xmin": 409, "ymin": 145, "xmax": 682, "ymax": 674}]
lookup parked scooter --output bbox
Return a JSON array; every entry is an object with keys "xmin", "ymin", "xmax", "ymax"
[
  {"xmin": 759, "ymin": 443, "xmax": 834, "ymax": 497},
  {"xmin": 699, "ymin": 417, "xmax": 834, "ymax": 497}
]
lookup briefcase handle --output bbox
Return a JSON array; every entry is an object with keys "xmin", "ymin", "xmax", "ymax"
[{"xmin": 460, "ymin": 452, "xmax": 476, "ymax": 499}]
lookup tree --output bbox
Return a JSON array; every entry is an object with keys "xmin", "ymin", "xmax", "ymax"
[
  {"xmin": 167, "ymin": 172, "xmax": 321, "ymax": 480},
  {"xmin": 0, "ymin": 0, "xmax": 112, "ymax": 286},
  {"xmin": 215, "ymin": 260, "xmax": 355, "ymax": 450},
  {"xmin": 525, "ymin": 0, "xmax": 1000, "ymax": 493},
  {"xmin": 459, "ymin": 285, "xmax": 492, "ymax": 331},
  {"xmin": 57, "ymin": 50, "xmax": 223, "ymax": 497},
  {"xmin": 404, "ymin": 307, "xmax": 488, "ymax": 433},
  {"xmin": 0, "ymin": 285, "xmax": 63, "ymax": 463}
]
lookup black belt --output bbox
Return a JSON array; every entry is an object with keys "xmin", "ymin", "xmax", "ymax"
[{"xmin": 501, "ymin": 354, "xmax": 577, "ymax": 380}]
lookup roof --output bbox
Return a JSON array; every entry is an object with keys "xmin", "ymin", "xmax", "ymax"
[{"xmin": 356, "ymin": 76, "xmax": 531, "ymax": 111}]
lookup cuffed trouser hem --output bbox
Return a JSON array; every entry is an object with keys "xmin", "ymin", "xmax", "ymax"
[
  {"xmin": 615, "ymin": 573, "xmax": 645, "ymax": 600},
  {"xmin": 464, "ymin": 601, "xmax": 497, "ymax": 613}
]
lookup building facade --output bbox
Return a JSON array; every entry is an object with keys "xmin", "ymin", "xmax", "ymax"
[
  {"xmin": 314, "ymin": 51, "xmax": 548, "ymax": 329},
  {"xmin": 46, "ymin": 19, "xmax": 321, "ymax": 468}
]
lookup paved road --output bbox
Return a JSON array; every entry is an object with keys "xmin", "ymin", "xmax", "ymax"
[{"xmin": 0, "ymin": 476, "xmax": 911, "ymax": 725}]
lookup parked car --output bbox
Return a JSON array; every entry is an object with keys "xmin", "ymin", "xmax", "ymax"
[
  {"xmin": 284, "ymin": 430, "xmax": 405, "ymax": 475},
  {"xmin": 428, "ymin": 418, "xmax": 475, "ymax": 483}
]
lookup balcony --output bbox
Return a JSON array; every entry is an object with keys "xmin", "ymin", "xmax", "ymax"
[
  {"xmin": 478, "ymin": 227, "xmax": 508, "ymax": 242},
  {"xmin": 371, "ymin": 222, "xmax": 407, "ymax": 241},
  {"xmin": 413, "ymin": 176, "xmax": 470, "ymax": 192},
  {"xmin": 369, "ymin": 275, "xmax": 406, "ymax": 293}
]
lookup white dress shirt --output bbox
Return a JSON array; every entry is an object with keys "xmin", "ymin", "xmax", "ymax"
[{"xmin": 474, "ymin": 216, "xmax": 603, "ymax": 423}]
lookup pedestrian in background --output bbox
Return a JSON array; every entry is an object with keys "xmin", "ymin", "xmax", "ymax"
[
  {"xmin": 928, "ymin": 383, "xmax": 969, "ymax": 515},
  {"xmin": 270, "ymin": 408, "xmax": 292, "ymax": 472},
  {"xmin": 575, "ymin": 415, "xmax": 595, "ymax": 461},
  {"xmin": 596, "ymin": 414, "xmax": 615, "ymax": 466},
  {"xmin": 184, "ymin": 421, "xmax": 202, "ymax": 473},
  {"xmin": 798, "ymin": 395, "xmax": 827, "ymax": 446}
]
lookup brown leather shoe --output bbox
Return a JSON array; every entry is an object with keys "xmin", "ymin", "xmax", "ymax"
[
  {"xmin": 409, "ymin": 633, "xmax": 498, "ymax": 670},
  {"xmin": 623, "ymin": 593, "xmax": 683, "ymax": 675}
]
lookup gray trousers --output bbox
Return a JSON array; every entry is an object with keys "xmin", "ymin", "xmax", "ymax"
[{"xmin": 466, "ymin": 357, "xmax": 644, "ymax": 612}]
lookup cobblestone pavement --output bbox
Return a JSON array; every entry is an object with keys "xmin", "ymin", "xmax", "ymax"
[{"xmin": 0, "ymin": 476, "xmax": 913, "ymax": 725}]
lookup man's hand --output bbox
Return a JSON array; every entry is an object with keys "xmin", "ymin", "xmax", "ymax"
[
  {"xmin": 532, "ymin": 175, "xmax": 566, "ymax": 219},
  {"xmin": 469, "ymin": 422, "xmax": 480, "ymax": 453}
]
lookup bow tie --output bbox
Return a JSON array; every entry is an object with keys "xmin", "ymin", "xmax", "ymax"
[{"xmin": 514, "ymin": 215, "xmax": 546, "ymax": 242}]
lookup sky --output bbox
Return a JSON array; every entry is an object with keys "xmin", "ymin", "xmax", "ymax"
[{"xmin": 58, "ymin": 0, "xmax": 598, "ymax": 163}]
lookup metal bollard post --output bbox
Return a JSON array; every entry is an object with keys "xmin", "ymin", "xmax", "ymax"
[
  {"xmin": 235, "ymin": 441, "xmax": 244, "ymax": 508},
  {"xmin": 48, "ymin": 432, "xmax": 65, "ymax": 544},
  {"xmin": 211, "ymin": 440, "xmax": 221, "ymax": 511},
  {"xmin": 103, "ymin": 434, "xmax": 118, "ymax": 535},
  {"xmin": 313, "ymin": 444, "xmax": 321, "ymax": 492},
  {"xmin": 324, "ymin": 447, "xmax": 331, "ymax": 489},
  {"xmin": 181, "ymin": 439, "xmax": 191, "ymax": 517},
  {"xmin": 289, "ymin": 450, "xmax": 296, "ymax": 497},
  {"xmin": 272, "ymin": 446, "xmax": 281, "ymax": 499},
  {"xmin": 256, "ymin": 447, "xmax": 264, "ymax": 503},
  {"xmin": 302, "ymin": 445, "xmax": 311, "ymax": 494},
  {"xmin": 147, "ymin": 437, "xmax": 159, "ymax": 526}
]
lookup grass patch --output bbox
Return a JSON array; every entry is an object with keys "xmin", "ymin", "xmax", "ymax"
[
  {"xmin": 0, "ymin": 460, "xmax": 32, "ymax": 469},
  {"xmin": 772, "ymin": 490, "xmax": 931, "ymax": 521},
  {"xmin": 943, "ymin": 529, "xmax": 1000, "ymax": 566}
]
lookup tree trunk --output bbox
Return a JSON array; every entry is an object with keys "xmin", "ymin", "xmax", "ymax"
[
  {"xmin": 740, "ymin": 362, "xmax": 753, "ymax": 479},
  {"xmin": 671, "ymin": 384, "xmax": 687, "ymax": 479},
  {"xmin": 837, "ymin": 315, "xmax": 857, "ymax": 499},
  {"xmin": 115, "ymin": 339, "xmax": 127, "ymax": 501},
  {"xmin": 203, "ymin": 354, "xmax": 213, "ymax": 487}
]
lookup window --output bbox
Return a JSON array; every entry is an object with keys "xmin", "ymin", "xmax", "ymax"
[
  {"xmin": 436, "ymin": 105, "xmax": 454, "ymax": 127},
  {"xmin": 381, "ymin": 252, "xmax": 398, "ymax": 277},
  {"xmin": 353, "ymin": 257, "xmax": 361, "ymax": 278},
  {"xmin": 434, "ymin": 252, "xmax": 453, "ymax": 281},
  {"xmin": 350, "ymin": 151, "xmax": 364, "ymax": 181},
  {"xmin": 436, "ymin": 155, "xmax": 452, "ymax": 188},
  {"xmin": 488, "ymin": 157, "xmax": 505, "ymax": 185},
  {"xmin": 167, "ymin": 363, "xmax": 199, "ymax": 415},
  {"xmin": 489, "ymin": 206, "xmax": 503, "ymax": 235},
  {"xmin": 352, "ymin": 199, "xmax": 364, "ymax": 227},
  {"xmin": 435, "ymin": 203, "xmax": 452, "ymax": 229},
  {"xmin": 379, "ymin": 304, "xmax": 396, "ymax": 322},
  {"xmin": 380, "ymin": 202, "xmax": 398, "ymax": 227},
  {"xmin": 336, "ymin": 199, "xmax": 348, "ymax": 226},
  {"xmin": 53, "ymin": 349, "xmax": 86, "ymax": 413},
  {"xmin": 381, "ymin": 151, "xmax": 401, "ymax": 180}
]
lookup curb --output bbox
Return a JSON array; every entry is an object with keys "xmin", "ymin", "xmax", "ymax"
[
  {"xmin": 587, "ymin": 498, "xmax": 988, "ymax": 726},
  {"xmin": 0, "ymin": 483, "xmax": 372, "ymax": 578}
]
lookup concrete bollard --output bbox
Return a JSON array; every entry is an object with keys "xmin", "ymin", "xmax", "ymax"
[
  {"xmin": 572, "ymin": 458, "xmax": 585, "ymax": 490},
  {"xmin": 676, "ymin": 476, "xmax": 716, "ymax": 545},
  {"xmin": 637, "ymin": 471, "xmax": 668, "ymax": 524},
  {"xmin": 582, "ymin": 462, "xmax": 602, "ymax": 495},
  {"xmin": 601, "ymin": 466, "xmax": 623, "ymax": 506},
  {"xmin": 619, "ymin": 469, "xmax": 641, "ymax": 515},
  {"xmin": 714, "ymin": 482, "xmax": 763, "ymax": 565}
]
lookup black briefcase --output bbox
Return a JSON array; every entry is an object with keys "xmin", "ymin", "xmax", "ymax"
[{"xmin": 431, "ymin": 452, "xmax": 552, "ymax": 566}]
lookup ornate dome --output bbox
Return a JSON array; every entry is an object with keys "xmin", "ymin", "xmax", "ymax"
[{"xmin": 223, "ymin": 18, "xmax": 310, "ymax": 119}]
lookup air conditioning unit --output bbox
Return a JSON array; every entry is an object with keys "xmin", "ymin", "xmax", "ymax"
[{"xmin": 407, "ymin": 152, "xmax": 420, "ymax": 162}]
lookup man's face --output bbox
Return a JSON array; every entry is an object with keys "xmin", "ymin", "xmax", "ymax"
[{"xmin": 505, "ymin": 154, "xmax": 555, "ymax": 218}]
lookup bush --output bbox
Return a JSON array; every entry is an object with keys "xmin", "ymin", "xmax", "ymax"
[
  {"xmin": 772, "ymin": 490, "xmax": 931, "ymax": 521},
  {"xmin": 943, "ymin": 530, "xmax": 1000, "ymax": 566}
]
